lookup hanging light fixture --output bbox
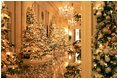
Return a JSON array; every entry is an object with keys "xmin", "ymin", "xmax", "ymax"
[{"xmin": 59, "ymin": 2, "xmax": 74, "ymax": 19}]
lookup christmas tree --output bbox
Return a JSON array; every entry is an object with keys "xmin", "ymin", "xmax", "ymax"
[
  {"xmin": 48, "ymin": 23, "xmax": 69, "ymax": 52},
  {"xmin": 64, "ymin": 64, "xmax": 81, "ymax": 78},
  {"xmin": 47, "ymin": 23, "xmax": 81, "ymax": 78},
  {"xmin": 1, "ymin": 2, "xmax": 20, "ymax": 78},
  {"xmin": 92, "ymin": 1, "xmax": 117, "ymax": 78},
  {"xmin": 63, "ymin": 40, "xmax": 81, "ymax": 78},
  {"xmin": 21, "ymin": 7, "xmax": 49, "ymax": 59}
]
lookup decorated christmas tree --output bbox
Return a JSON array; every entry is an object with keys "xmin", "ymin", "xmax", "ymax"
[
  {"xmin": 48, "ymin": 23, "xmax": 69, "ymax": 52},
  {"xmin": 48, "ymin": 23, "xmax": 81, "ymax": 78},
  {"xmin": 64, "ymin": 64, "xmax": 81, "ymax": 78},
  {"xmin": 92, "ymin": 1, "xmax": 117, "ymax": 78},
  {"xmin": 21, "ymin": 7, "xmax": 49, "ymax": 59},
  {"xmin": 1, "ymin": 2, "xmax": 20, "ymax": 78},
  {"xmin": 63, "ymin": 40, "xmax": 81, "ymax": 78}
]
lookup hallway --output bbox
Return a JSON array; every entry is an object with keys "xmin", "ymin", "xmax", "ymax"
[{"xmin": 1, "ymin": 1, "xmax": 117, "ymax": 78}]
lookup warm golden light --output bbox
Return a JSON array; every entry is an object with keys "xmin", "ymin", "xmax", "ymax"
[
  {"xmin": 64, "ymin": 28, "xmax": 68, "ymax": 34},
  {"xmin": 69, "ymin": 54, "xmax": 72, "ymax": 60},
  {"xmin": 59, "ymin": 2, "xmax": 74, "ymax": 19},
  {"xmin": 78, "ymin": 60, "xmax": 82, "ymax": 64},
  {"xmin": 69, "ymin": 31, "xmax": 72, "ymax": 36},
  {"xmin": 65, "ymin": 62, "xmax": 69, "ymax": 67},
  {"xmin": 6, "ymin": 52, "xmax": 11, "ymax": 55}
]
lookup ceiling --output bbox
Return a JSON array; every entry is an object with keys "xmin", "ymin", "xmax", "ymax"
[{"xmin": 49, "ymin": 1, "xmax": 82, "ymax": 13}]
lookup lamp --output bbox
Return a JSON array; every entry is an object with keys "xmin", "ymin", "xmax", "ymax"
[{"xmin": 59, "ymin": 2, "xmax": 74, "ymax": 19}]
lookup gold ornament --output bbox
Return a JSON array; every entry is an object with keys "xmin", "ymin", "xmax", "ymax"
[
  {"xmin": 102, "ymin": 27, "xmax": 110, "ymax": 34},
  {"xmin": 99, "ymin": 44, "xmax": 104, "ymax": 50},
  {"xmin": 111, "ymin": 33, "xmax": 116, "ymax": 36},
  {"xmin": 103, "ymin": 13, "xmax": 107, "ymax": 16},
  {"xmin": 103, "ymin": 47, "xmax": 110, "ymax": 54},
  {"xmin": 98, "ymin": 33, "xmax": 103, "ymax": 39},
  {"xmin": 105, "ymin": 55, "xmax": 110, "ymax": 62},
  {"xmin": 94, "ymin": 63, "xmax": 97, "ymax": 67},
  {"xmin": 94, "ymin": 72, "xmax": 103, "ymax": 78},
  {"xmin": 96, "ymin": 11, "xmax": 102, "ymax": 17},
  {"xmin": 111, "ymin": 36, "xmax": 117, "ymax": 42},
  {"xmin": 96, "ymin": 56, "xmax": 100, "ymax": 60},
  {"xmin": 95, "ymin": 49, "xmax": 102, "ymax": 55},
  {"xmin": 96, "ymin": 67, "xmax": 101, "ymax": 72},
  {"xmin": 109, "ymin": 49, "xmax": 116, "ymax": 56},
  {"xmin": 104, "ymin": 63, "xmax": 108, "ymax": 67},
  {"xmin": 105, "ymin": 67, "xmax": 111, "ymax": 73},
  {"xmin": 93, "ymin": 1, "xmax": 105, "ymax": 11},
  {"xmin": 112, "ymin": 73, "xmax": 117, "ymax": 78},
  {"xmin": 107, "ymin": 37, "xmax": 111, "ymax": 42},
  {"xmin": 99, "ymin": 60, "xmax": 104, "ymax": 66}
]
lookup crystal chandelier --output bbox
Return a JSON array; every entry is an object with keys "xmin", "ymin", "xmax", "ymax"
[{"xmin": 59, "ymin": 2, "xmax": 74, "ymax": 19}]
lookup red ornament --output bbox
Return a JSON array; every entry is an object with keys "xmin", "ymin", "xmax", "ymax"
[{"xmin": 106, "ymin": 25, "xmax": 111, "ymax": 30}]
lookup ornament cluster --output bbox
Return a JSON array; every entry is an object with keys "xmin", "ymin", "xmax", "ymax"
[{"xmin": 92, "ymin": 1, "xmax": 117, "ymax": 78}]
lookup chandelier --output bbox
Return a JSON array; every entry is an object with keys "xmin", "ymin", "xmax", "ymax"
[{"xmin": 59, "ymin": 2, "xmax": 74, "ymax": 19}]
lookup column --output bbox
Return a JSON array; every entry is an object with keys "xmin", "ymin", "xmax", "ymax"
[
  {"xmin": 14, "ymin": 1, "xmax": 22, "ymax": 54},
  {"xmin": 81, "ymin": 2, "xmax": 92, "ymax": 78},
  {"xmin": 5, "ymin": 1, "xmax": 15, "ymax": 45}
]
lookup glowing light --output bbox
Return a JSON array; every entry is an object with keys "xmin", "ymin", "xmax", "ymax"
[
  {"xmin": 59, "ymin": 2, "xmax": 74, "ymax": 19},
  {"xmin": 69, "ymin": 31, "xmax": 72, "ymax": 36},
  {"xmin": 69, "ymin": 54, "xmax": 72, "ymax": 59},
  {"xmin": 78, "ymin": 60, "xmax": 82, "ymax": 64},
  {"xmin": 64, "ymin": 28, "xmax": 68, "ymax": 34},
  {"xmin": 6, "ymin": 52, "xmax": 11, "ymax": 55},
  {"xmin": 65, "ymin": 62, "xmax": 69, "ymax": 67}
]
